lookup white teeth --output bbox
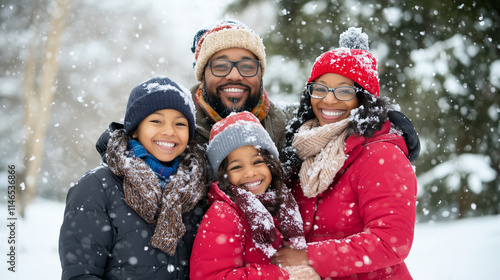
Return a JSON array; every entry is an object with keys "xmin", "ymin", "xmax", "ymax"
[
  {"xmin": 243, "ymin": 181, "xmax": 261, "ymax": 189},
  {"xmin": 223, "ymin": 88, "xmax": 244, "ymax": 93},
  {"xmin": 322, "ymin": 110, "xmax": 344, "ymax": 116},
  {"xmin": 155, "ymin": 141, "xmax": 175, "ymax": 148}
]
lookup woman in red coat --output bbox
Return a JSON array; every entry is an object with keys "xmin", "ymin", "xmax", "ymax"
[{"xmin": 272, "ymin": 27, "xmax": 418, "ymax": 279}]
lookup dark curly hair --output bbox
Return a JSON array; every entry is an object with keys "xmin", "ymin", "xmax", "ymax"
[
  {"xmin": 181, "ymin": 141, "xmax": 211, "ymax": 180},
  {"xmin": 282, "ymin": 84, "xmax": 393, "ymax": 183}
]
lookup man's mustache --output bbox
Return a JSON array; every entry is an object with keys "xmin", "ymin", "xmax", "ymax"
[{"xmin": 216, "ymin": 83, "xmax": 250, "ymax": 92}]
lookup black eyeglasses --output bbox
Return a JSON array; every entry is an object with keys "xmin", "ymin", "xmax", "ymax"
[
  {"xmin": 306, "ymin": 83, "xmax": 358, "ymax": 101},
  {"xmin": 208, "ymin": 59, "xmax": 260, "ymax": 77}
]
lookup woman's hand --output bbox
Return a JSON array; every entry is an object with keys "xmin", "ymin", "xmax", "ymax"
[{"xmin": 272, "ymin": 244, "xmax": 310, "ymax": 268}]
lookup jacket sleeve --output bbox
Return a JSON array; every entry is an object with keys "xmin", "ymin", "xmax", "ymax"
[
  {"xmin": 58, "ymin": 168, "xmax": 114, "ymax": 280},
  {"xmin": 190, "ymin": 201, "xmax": 288, "ymax": 280},
  {"xmin": 265, "ymin": 102, "xmax": 294, "ymax": 161},
  {"xmin": 388, "ymin": 110, "xmax": 420, "ymax": 162},
  {"xmin": 307, "ymin": 143, "xmax": 417, "ymax": 277}
]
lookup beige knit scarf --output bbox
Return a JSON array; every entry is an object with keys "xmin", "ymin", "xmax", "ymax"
[
  {"xmin": 106, "ymin": 129, "xmax": 207, "ymax": 256},
  {"xmin": 292, "ymin": 119, "xmax": 349, "ymax": 198}
]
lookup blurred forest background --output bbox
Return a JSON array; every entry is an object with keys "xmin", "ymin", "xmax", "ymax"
[{"xmin": 0, "ymin": 0, "xmax": 499, "ymax": 222}]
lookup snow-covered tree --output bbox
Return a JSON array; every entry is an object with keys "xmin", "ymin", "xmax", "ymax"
[{"xmin": 1, "ymin": 0, "xmax": 498, "ymax": 220}]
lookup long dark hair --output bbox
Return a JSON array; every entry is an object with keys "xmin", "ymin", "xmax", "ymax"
[
  {"xmin": 217, "ymin": 148, "xmax": 285, "ymax": 202},
  {"xmin": 282, "ymin": 84, "xmax": 392, "ymax": 182}
]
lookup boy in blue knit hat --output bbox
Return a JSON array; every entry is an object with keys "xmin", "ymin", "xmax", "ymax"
[{"xmin": 59, "ymin": 76, "xmax": 209, "ymax": 280}]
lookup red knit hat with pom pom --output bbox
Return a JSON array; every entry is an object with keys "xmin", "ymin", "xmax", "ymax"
[{"xmin": 307, "ymin": 27, "xmax": 380, "ymax": 97}]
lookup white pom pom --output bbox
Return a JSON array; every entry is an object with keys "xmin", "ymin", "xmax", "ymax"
[{"xmin": 339, "ymin": 27, "xmax": 369, "ymax": 50}]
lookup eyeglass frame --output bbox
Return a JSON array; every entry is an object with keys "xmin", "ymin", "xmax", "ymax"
[
  {"xmin": 207, "ymin": 59, "xmax": 261, "ymax": 77},
  {"xmin": 306, "ymin": 82, "xmax": 359, "ymax": 101}
]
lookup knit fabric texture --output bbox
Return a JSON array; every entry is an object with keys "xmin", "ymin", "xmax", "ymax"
[
  {"xmin": 124, "ymin": 76, "xmax": 197, "ymax": 139},
  {"xmin": 227, "ymin": 185, "xmax": 307, "ymax": 258},
  {"xmin": 191, "ymin": 19, "xmax": 266, "ymax": 81},
  {"xmin": 283, "ymin": 265, "xmax": 321, "ymax": 280},
  {"xmin": 206, "ymin": 111, "xmax": 279, "ymax": 174},
  {"xmin": 307, "ymin": 27, "xmax": 380, "ymax": 97},
  {"xmin": 128, "ymin": 139, "xmax": 179, "ymax": 179},
  {"xmin": 106, "ymin": 129, "xmax": 207, "ymax": 256},
  {"xmin": 292, "ymin": 118, "xmax": 349, "ymax": 198}
]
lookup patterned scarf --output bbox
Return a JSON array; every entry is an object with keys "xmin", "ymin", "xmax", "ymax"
[
  {"xmin": 226, "ymin": 185, "xmax": 306, "ymax": 258},
  {"xmin": 292, "ymin": 119, "xmax": 349, "ymax": 198},
  {"xmin": 106, "ymin": 129, "xmax": 207, "ymax": 256},
  {"xmin": 194, "ymin": 81, "xmax": 270, "ymax": 123}
]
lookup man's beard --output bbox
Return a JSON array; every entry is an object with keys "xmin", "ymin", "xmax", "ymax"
[{"xmin": 203, "ymin": 83, "xmax": 262, "ymax": 118}]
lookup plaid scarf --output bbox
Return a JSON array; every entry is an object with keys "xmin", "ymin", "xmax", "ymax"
[
  {"xmin": 194, "ymin": 81, "xmax": 270, "ymax": 123},
  {"xmin": 226, "ymin": 185, "xmax": 306, "ymax": 258},
  {"xmin": 106, "ymin": 129, "xmax": 207, "ymax": 256}
]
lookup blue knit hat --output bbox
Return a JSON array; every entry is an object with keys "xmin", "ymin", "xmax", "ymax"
[{"xmin": 124, "ymin": 76, "xmax": 196, "ymax": 140}]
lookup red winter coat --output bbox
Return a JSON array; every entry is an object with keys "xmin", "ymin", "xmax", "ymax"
[
  {"xmin": 190, "ymin": 183, "xmax": 289, "ymax": 280},
  {"xmin": 293, "ymin": 121, "xmax": 417, "ymax": 280}
]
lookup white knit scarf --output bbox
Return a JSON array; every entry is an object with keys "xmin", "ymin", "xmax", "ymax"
[{"xmin": 292, "ymin": 119, "xmax": 349, "ymax": 198}]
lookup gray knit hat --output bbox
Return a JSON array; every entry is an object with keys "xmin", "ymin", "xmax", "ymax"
[
  {"xmin": 206, "ymin": 111, "xmax": 279, "ymax": 174},
  {"xmin": 124, "ymin": 76, "xmax": 196, "ymax": 140}
]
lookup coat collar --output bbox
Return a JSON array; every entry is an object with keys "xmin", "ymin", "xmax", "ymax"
[{"xmin": 296, "ymin": 120, "xmax": 408, "ymax": 236}]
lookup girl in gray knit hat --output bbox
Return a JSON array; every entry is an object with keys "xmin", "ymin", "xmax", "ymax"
[{"xmin": 190, "ymin": 111, "xmax": 319, "ymax": 280}]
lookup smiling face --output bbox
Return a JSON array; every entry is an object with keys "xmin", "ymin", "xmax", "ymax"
[
  {"xmin": 203, "ymin": 48, "xmax": 262, "ymax": 117},
  {"xmin": 133, "ymin": 109, "xmax": 189, "ymax": 162},
  {"xmin": 311, "ymin": 73, "xmax": 360, "ymax": 126},
  {"xmin": 225, "ymin": 145, "xmax": 272, "ymax": 195}
]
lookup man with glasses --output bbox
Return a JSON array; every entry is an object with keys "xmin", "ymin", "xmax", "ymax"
[
  {"xmin": 190, "ymin": 19, "xmax": 291, "ymax": 156},
  {"xmin": 189, "ymin": 20, "xmax": 420, "ymax": 163}
]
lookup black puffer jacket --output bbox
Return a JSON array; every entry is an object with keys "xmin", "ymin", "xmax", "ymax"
[{"xmin": 59, "ymin": 123, "xmax": 206, "ymax": 280}]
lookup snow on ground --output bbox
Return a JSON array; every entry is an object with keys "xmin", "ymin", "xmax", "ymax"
[
  {"xmin": 0, "ymin": 198, "xmax": 499, "ymax": 279},
  {"xmin": 406, "ymin": 214, "xmax": 500, "ymax": 279}
]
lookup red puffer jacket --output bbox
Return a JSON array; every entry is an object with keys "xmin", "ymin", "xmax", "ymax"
[
  {"xmin": 190, "ymin": 183, "xmax": 289, "ymax": 280},
  {"xmin": 293, "ymin": 121, "xmax": 417, "ymax": 280}
]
